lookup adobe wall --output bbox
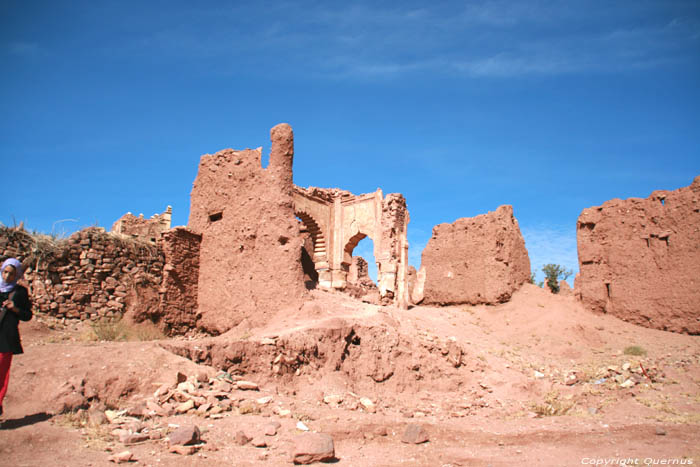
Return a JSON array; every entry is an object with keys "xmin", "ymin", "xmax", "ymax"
[
  {"xmin": 188, "ymin": 123, "xmax": 305, "ymax": 334},
  {"xmin": 155, "ymin": 227, "xmax": 202, "ymax": 334},
  {"xmin": 111, "ymin": 206, "xmax": 172, "ymax": 243},
  {"xmin": 416, "ymin": 205, "xmax": 531, "ymax": 305},
  {"xmin": 575, "ymin": 176, "xmax": 700, "ymax": 334}
]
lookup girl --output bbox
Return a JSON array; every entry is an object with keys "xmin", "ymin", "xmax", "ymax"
[{"xmin": 0, "ymin": 258, "xmax": 32, "ymax": 417}]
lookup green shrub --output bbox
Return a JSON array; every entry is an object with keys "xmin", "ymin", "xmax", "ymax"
[{"xmin": 541, "ymin": 264, "xmax": 573, "ymax": 294}]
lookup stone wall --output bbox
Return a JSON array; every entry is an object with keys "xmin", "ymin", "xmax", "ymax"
[
  {"xmin": 1, "ymin": 226, "xmax": 164, "ymax": 321},
  {"xmin": 415, "ymin": 205, "xmax": 531, "ymax": 305},
  {"xmin": 575, "ymin": 176, "xmax": 700, "ymax": 334},
  {"xmin": 188, "ymin": 123, "xmax": 306, "ymax": 334}
]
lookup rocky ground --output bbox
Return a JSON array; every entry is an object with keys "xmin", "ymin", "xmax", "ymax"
[{"xmin": 1, "ymin": 284, "xmax": 698, "ymax": 466}]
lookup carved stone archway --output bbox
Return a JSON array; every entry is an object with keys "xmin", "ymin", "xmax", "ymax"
[{"xmin": 292, "ymin": 185, "xmax": 410, "ymax": 309}]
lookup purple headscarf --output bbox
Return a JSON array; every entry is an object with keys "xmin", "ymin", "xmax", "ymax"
[{"xmin": 0, "ymin": 258, "xmax": 24, "ymax": 293}]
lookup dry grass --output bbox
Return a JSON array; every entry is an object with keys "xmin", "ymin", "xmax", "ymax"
[
  {"xmin": 53, "ymin": 410, "xmax": 114, "ymax": 450},
  {"xmin": 87, "ymin": 317, "xmax": 165, "ymax": 342},
  {"xmin": 624, "ymin": 345, "xmax": 647, "ymax": 356},
  {"xmin": 531, "ymin": 390, "xmax": 576, "ymax": 417}
]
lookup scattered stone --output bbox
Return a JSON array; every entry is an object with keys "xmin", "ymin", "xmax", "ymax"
[
  {"xmin": 88, "ymin": 409, "xmax": 108, "ymax": 426},
  {"xmin": 235, "ymin": 431, "xmax": 252, "ymax": 445},
  {"xmin": 169, "ymin": 445, "xmax": 198, "ymax": 456},
  {"xmin": 236, "ymin": 381, "xmax": 259, "ymax": 391},
  {"xmin": 291, "ymin": 433, "xmax": 335, "ymax": 465},
  {"xmin": 374, "ymin": 426, "xmax": 388, "ymax": 437},
  {"xmin": 168, "ymin": 425, "xmax": 201, "ymax": 446},
  {"xmin": 565, "ymin": 374, "xmax": 578, "ymax": 386},
  {"xmin": 264, "ymin": 423, "xmax": 279, "ymax": 436},
  {"xmin": 119, "ymin": 432, "xmax": 149, "ymax": 445},
  {"xmin": 175, "ymin": 400, "xmax": 195, "ymax": 414},
  {"xmin": 108, "ymin": 450, "xmax": 134, "ymax": 464},
  {"xmin": 323, "ymin": 395, "xmax": 343, "ymax": 405},
  {"xmin": 534, "ymin": 371, "xmax": 545, "ymax": 379},
  {"xmin": 655, "ymin": 428, "xmax": 667, "ymax": 436},
  {"xmin": 256, "ymin": 396, "xmax": 273, "ymax": 405},
  {"xmin": 251, "ymin": 436, "xmax": 267, "ymax": 448},
  {"xmin": 359, "ymin": 397, "xmax": 376, "ymax": 413},
  {"xmin": 296, "ymin": 421, "xmax": 310, "ymax": 431},
  {"xmin": 176, "ymin": 372, "xmax": 187, "ymax": 384},
  {"xmin": 620, "ymin": 379, "xmax": 635, "ymax": 388},
  {"xmin": 401, "ymin": 424, "xmax": 429, "ymax": 444}
]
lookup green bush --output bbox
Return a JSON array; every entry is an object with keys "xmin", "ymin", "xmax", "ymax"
[{"xmin": 541, "ymin": 264, "xmax": 573, "ymax": 294}]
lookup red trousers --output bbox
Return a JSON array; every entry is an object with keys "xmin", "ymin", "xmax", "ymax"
[{"xmin": 0, "ymin": 352, "xmax": 12, "ymax": 408}]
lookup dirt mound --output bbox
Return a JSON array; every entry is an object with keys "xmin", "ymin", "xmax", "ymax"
[
  {"xmin": 416, "ymin": 205, "xmax": 531, "ymax": 305},
  {"xmin": 2, "ymin": 287, "xmax": 698, "ymax": 466},
  {"xmin": 576, "ymin": 175, "xmax": 700, "ymax": 334}
]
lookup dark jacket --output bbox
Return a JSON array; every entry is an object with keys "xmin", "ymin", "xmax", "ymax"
[{"xmin": 0, "ymin": 285, "xmax": 32, "ymax": 354}]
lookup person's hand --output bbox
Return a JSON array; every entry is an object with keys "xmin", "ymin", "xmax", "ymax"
[{"xmin": 2, "ymin": 299, "xmax": 16, "ymax": 313}]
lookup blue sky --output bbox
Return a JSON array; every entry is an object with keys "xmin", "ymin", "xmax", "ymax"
[{"xmin": 2, "ymin": 1, "xmax": 699, "ymax": 282}]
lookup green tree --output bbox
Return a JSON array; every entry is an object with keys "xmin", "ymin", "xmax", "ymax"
[{"xmin": 541, "ymin": 264, "xmax": 573, "ymax": 294}]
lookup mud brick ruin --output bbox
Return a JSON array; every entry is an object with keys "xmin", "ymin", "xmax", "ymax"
[
  {"xmin": 111, "ymin": 206, "xmax": 172, "ymax": 243},
  {"xmin": 2, "ymin": 123, "xmax": 698, "ymax": 336},
  {"xmin": 414, "ymin": 205, "xmax": 531, "ymax": 305},
  {"xmin": 575, "ymin": 176, "xmax": 700, "ymax": 334}
]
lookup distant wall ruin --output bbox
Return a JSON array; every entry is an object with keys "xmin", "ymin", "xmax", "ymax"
[
  {"xmin": 111, "ymin": 206, "xmax": 172, "ymax": 243},
  {"xmin": 415, "ymin": 205, "xmax": 531, "ymax": 305},
  {"xmin": 575, "ymin": 176, "xmax": 700, "ymax": 334}
]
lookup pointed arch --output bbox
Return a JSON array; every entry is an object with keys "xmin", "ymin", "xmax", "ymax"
[{"xmin": 295, "ymin": 210, "xmax": 327, "ymax": 264}]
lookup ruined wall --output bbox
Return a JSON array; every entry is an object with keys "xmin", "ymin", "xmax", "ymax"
[
  {"xmin": 0, "ymin": 226, "xmax": 164, "ymax": 320},
  {"xmin": 416, "ymin": 205, "xmax": 531, "ymax": 305},
  {"xmin": 347, "ymin": 256, "xmax": 369, "ymax": 285},
  {"xmin": 575, "ymin": 176, "xmax": 700, "ymax": 334},
  {"xmin": 111, "ymin": 206, "xmax": 172, "ymax": 243},
  {"xmin": 188, "ymin": 123, "xmax": 305, "ymax": 334},
  {"xmin": 156, "ymin": 227, "xmax": 201, "ymax": 334}
]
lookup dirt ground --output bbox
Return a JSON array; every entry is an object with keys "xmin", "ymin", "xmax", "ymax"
[{"xmin": 1, "ymin": 284, "xmax": 698, "ymax": 466}]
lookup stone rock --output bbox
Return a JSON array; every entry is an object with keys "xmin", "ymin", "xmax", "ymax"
[
  {"xmin": 236, "ymin": 381, "xmax": 259, "ymax": 391},
  {"xmin": 168, "ymin": 425, "xmax": 201, "ymax": 446},
  {"xmin": 296, "ymin": 421, "xmax": 310, "ymax": 431},
  {"xmin": 235, "ymin": 430, "xmax": 252, "ymax": 446},
  {"xmin": 251, "ymin": 436, "xmax": 267, "ymax": 448},
  {"xmin": 119, "ymin": 432, "xmax": 150, "ymax": 445},
  {"xmin": 576, "ymin": 176, "xmax": 700, "ymax": 334},
  {"xmin": 401, "ymin": 424, "xmax": 429, "ymax": 444},
  {"xmin": 291, "ymin": 433, "xmax": 335, "ymax": 465},
  {"xmin": 323, "ymin": 395, "xmax": 343, "ymax": 405},
  {"xmin": 263, "ymin": 423, "xmax": 279, "ymax": 436},
  {"xmin": 108, "ymin": 451, "xmax": 134, "ymax": 464},
  {"xmin": 88, "ymin": 409, "xmax": 108, "ymax": 426},
  {"xmin": 417, "ymin": 205, "xmax": 531, "ymax": 305},
  {"xmin": 169, "ymin": 445, "xmax": 198, "ymax": 455},
  {"xmin": 175, "ymin": 399, "xmax": 195, "ymax": 414}
]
